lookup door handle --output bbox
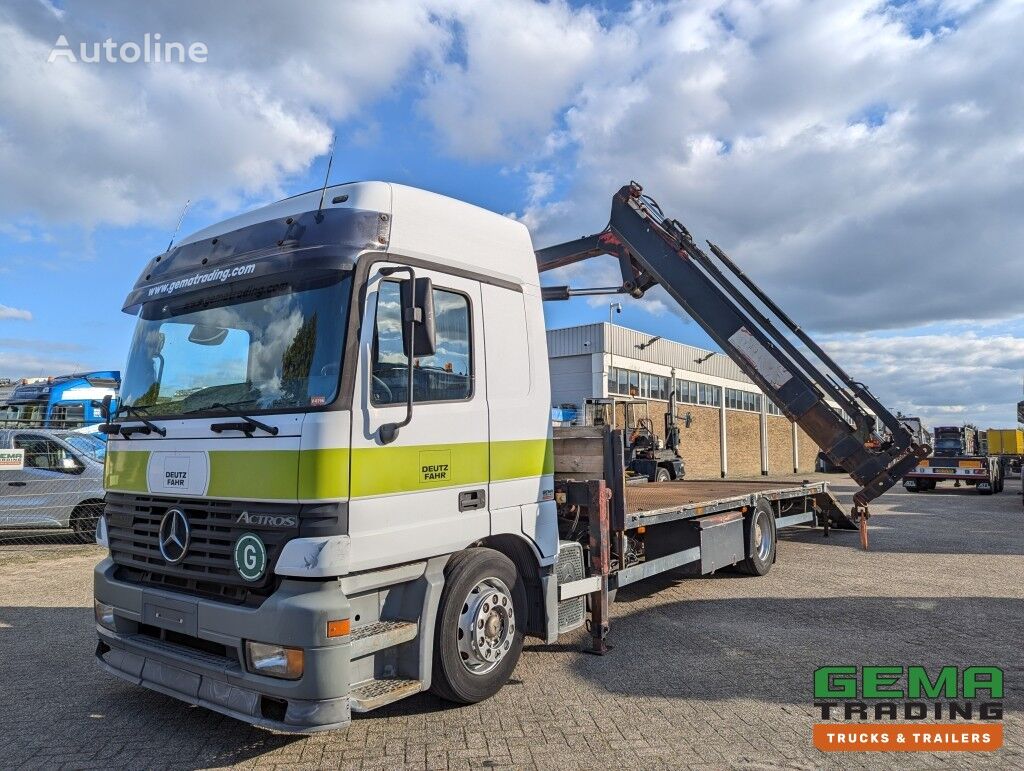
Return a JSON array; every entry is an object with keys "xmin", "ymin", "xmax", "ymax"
[
  {"xmin": 458, "ymin": 489, "xmax": 486, "ymax": 512},
  {"xmin": 7, "ymin": 482, "xmax": 26, "ymax": 487}
]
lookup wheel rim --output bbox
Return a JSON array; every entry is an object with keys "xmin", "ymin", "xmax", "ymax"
[
  {"xmin": 457, "ymin": 576, "xmax": 515, "ymax": 675},
  {"xmin": 754, "ymin": 514, "xmax": 772, "ymax": 561}
]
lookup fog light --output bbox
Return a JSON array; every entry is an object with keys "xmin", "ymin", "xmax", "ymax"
[
  {"xmin": 245, "ymin": 641, "xmax": 304, "ymax": 680},
  {"xmin": 94, "ymin": 600, "xmax": 115, "ymax": 630}
]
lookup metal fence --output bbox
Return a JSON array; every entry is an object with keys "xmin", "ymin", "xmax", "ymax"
[{"xmin": 0, "ymin": 420, "xmax": 105, "ymax": 556}]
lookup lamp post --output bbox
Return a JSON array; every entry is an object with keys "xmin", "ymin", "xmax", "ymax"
[{"xmin": 608, "ymin": 302, "xmax": 622, "ymax": 396}]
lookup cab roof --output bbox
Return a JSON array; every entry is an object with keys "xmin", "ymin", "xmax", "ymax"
[{"xmin": 176, "ymin": 181, "xmax": 539, "ymax": 288}]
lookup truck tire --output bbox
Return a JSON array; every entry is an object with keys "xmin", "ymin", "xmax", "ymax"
[
  {"xmin": 738, "ymin": 501, "xmax": 776, "ymax": 576},
  {"xmin": 994, "ymin": 467, "xmax": 1004, "ymax": 493},
  {"xmin": 655, "ymin": 467, "xmax": 671, "ymax": 483},
  {"xmin": 431, "ymin": 548, "xmax": 526, "ymax": 705}
]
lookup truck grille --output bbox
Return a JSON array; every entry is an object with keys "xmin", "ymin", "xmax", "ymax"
[{"xmin": 105, "ymin": 493, "xmax": 299, "ymax": 606}]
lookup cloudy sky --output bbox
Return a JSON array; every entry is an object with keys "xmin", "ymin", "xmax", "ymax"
[{"xmin": 1, "ymin": 0, "xmax": 1022, "ymax": 428}]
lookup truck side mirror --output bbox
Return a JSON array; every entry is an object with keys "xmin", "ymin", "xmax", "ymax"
[
  {"xmin": 399, "ymin": 276, "xmax": 436, "ymax": 357},
  {"xmin": 376, "ymin": 267, "xmax": 435, "ymax": 445}
]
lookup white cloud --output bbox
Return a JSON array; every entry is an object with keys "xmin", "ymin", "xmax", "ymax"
[
  {"xmin": 0, "ymin": 304, "xmax": 32, "ymax": 321},
  {"xmin": 2, "ymin": 0, "xmax": 1022, "ymax": 431},
  {"xmin": 482, "ymin": 1, "xmax": 1024, "ymax": 335},
  {"xmin": 419, "ymin": 0, "xmax": 612, "ymax": 159},
  {"xmin": 0, "ymin": 0, "xmax": 449, "ymax": 227},
  {"xmin": 817, "ymin": 326, "xmax": 1024, "ymax": 428}
]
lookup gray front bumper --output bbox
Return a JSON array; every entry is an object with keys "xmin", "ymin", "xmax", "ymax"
[{"xmin": 94, "ymin": 557, "xmax": 353, "ymax": 733}]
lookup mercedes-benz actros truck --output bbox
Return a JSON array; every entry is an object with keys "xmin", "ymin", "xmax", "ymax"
[{"xmin": 93, "ymin": 181, "xmax": 926, "ymax": 732}]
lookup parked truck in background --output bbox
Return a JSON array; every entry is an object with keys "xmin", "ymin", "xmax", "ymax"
[
  {"xmin": 92, "ymin": 181, "xmax": 926, "ymax": 732},
  {"xmin": 0, "ymin": 371, "xmax": 120, "ymax": 429},
  {"xmin": 903, "ymin": 424, "xmax": 1003, "ymax": 494},
  {"xmin": 986, "ymin": 428, "xmax": 1023, "ymax": 476}
]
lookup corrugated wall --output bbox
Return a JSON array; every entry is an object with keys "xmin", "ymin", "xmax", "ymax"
[{"xmin": 547, "ymin": 322, "xmax": 753, "ymax": 382}]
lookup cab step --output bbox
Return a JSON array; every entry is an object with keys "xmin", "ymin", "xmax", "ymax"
[
  {"xmin": 349, "ymin": 620, "xmax": 418, "ymax": 658},
  {"xmin": 349, "ymin": 677, "xmax": 422, "ymax": 711}
]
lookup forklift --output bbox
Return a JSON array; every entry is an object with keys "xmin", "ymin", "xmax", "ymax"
[{"xmin": 583, "ymin": 393, "xmax": 685, "ymax": 482}]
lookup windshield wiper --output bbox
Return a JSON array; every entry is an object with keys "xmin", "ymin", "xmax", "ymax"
[
  {"xmin": 103, "ymin": 403, "xmax": 167, "ymax": 438},
  {"xmin": 207, "ymin": 402, "xmax": 279, "ymax": 436}
]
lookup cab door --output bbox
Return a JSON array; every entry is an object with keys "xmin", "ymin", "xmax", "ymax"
[{"xmin": 348, "ymin": 262, "xmax": 488, "ymax": 572}]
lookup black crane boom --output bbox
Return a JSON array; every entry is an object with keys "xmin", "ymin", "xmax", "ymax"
[{"xmin": 536, "ymin": 182, "xmax": 930, "ymax": 509}]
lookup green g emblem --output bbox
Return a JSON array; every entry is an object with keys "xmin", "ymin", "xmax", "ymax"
[{"xmin": 233, "ymin": 532, "xmax": 267, "ymax": 581}]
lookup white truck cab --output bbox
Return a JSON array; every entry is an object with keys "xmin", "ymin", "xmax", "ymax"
[{"xmin": 95, "ymin": 183, "xmax": 562, "ymax": 731}]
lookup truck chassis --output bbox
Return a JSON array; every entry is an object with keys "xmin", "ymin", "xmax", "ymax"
[{"xmin": 553, "ymin": 427, "xmax": 850, "ymax": 653}]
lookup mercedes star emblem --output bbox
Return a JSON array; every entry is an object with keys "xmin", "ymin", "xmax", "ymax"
[{"xmin": 158, "ymin": 508, "xmax": 190, "ymax": 564}]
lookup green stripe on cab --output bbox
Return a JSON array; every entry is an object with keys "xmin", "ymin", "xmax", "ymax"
[
  {"xmin": 491, "ymin": 438, "xmax": 554, "ymax": 480},
  {"xmin": 104, "ymin": 450, "xmax": 150, "ymax": 493},
  {"xmin": 105, "ymin": 438, "xmax": 552, "ymax": 501},
  {"xmin": 298, "ymin": 447, "xmax": 350, "ymax": 499},
  {"xmin": 207, "ymin": 450, "xmax": 300, "ymax": 500},
  {"xmin": 350, "ymin": 442, "xmax": 489, "ymax": 498}
]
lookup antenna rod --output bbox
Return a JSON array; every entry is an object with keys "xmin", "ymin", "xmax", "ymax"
[
  {"xmin": 317, "ymin": 134, "xmax": 337, "ymax": 217},
  {"xmin": 167, "ymin": 199, "xmax": 190, "ymax": 252}
]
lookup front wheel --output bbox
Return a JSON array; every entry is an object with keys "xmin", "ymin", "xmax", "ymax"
[
  {"xmin": 431, "ymin": 548, "xmax": 526, "ymax": 704},
  {"xmin": 654, "ymin": 467, "xmax": 671, "ymax": 483}
]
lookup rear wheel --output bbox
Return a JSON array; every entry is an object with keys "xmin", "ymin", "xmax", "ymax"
[
  {"xmin": 738, "ymin": 501, "xmax": 776, "ymax": 576},
  {"xmin": 70, "ymin": 503, "xmax": 102, "ymax": 544},
  {"xmin": 431, "ymin": 548, "xmax": 526, "ymax": 704}
]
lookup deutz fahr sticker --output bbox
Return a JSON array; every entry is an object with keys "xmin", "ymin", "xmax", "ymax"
[{"xmin": 419, "ymin": 449, "xmax": 452, "ymax": 483}]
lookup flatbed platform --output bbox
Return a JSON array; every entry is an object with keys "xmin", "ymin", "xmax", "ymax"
[{"xmin": 624, "ymin": 478, "xmax": 842, "ymax": 529}]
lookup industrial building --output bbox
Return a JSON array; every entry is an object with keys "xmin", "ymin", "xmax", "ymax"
[{"xmin": 547, "ymin": 322, "xmax": 821, "ymax": 478}]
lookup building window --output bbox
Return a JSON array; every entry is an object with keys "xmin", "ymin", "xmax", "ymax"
[
  {"xmin": 606, "ymin": 367, "xmax": 723, "ymax": 407},
  {"xmin": 766, "ymin": 399, "xmax": 782, "ymax": 416},
  {"xmin": 650, "ymin": 375, "xmax": 667, "ymax": 401},
  {"xmin": 724, "ymin": 387, "xmax": 763, "ymax": 412},
  {"xmin": 698, "ymin": 383, "xmax": 720, "ymax": 407},
  {"xmin": 674, "ymin": 378, "xmax": 699, "ymax": 404}
]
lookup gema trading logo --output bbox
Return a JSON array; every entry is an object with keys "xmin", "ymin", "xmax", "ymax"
[{"xmin": 812, "ymin": 665, "xmax": 1004, "ymax": 752}]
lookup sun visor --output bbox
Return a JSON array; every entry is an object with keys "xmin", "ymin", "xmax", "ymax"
[{"xmin": 123, "ymin": 207, "xmax": 389, "ymax": 313}]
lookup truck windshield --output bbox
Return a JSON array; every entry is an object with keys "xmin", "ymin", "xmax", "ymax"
[
  {"xmin": 0, "ymin": 402, "xmax": 46, "ymax": 426},
  {"xmin": 120, "ymin": 273, "xmax": 352, "ymax": 417}
]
